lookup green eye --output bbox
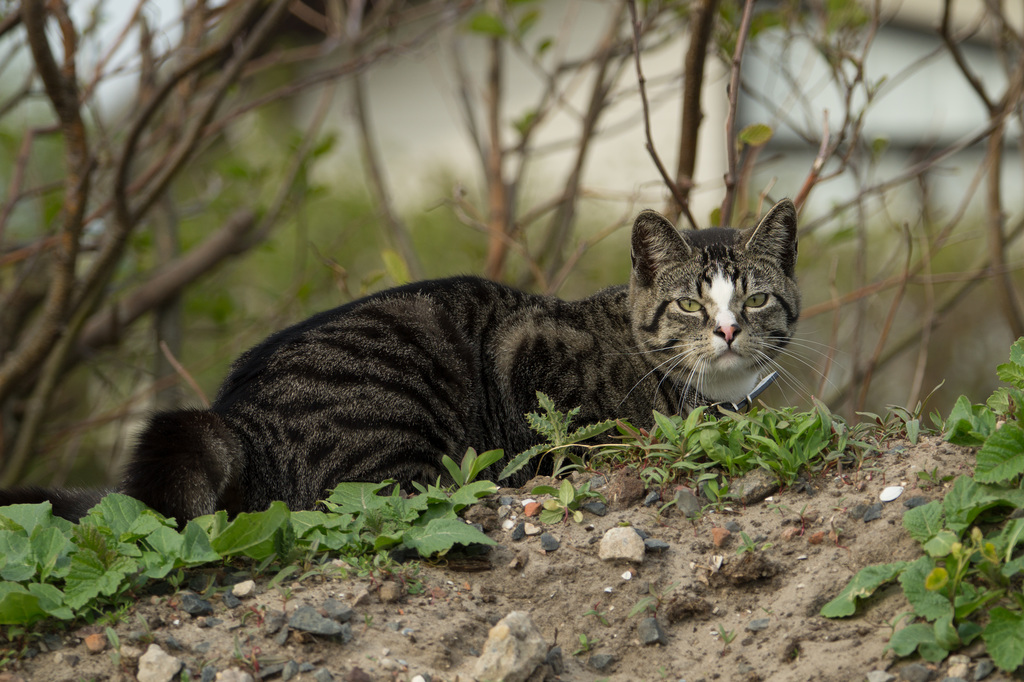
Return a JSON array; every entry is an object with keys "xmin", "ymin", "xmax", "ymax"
[
  {"xmin": 678, "ymin": 298, "xmax": 703, "ymax": 312},
  {"xmin": 745, "ymin": 293, "xmax": 769, "ymax": 308}
]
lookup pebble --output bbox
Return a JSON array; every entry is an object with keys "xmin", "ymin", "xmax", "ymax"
[
  {"xmin": 711, "ymin": 527, "xmax": 731, "ymax": 548},
  {"xmin": 725, "ymin": 521, "xmax": 742, "ymax": 533},
  {"xmin": 222, "ymin": 593, "xmax": 241, "ymax": 609},
  {"xmin": 322, "ymin": 598, "xmax": 354, "ymax": 622},
  {"xmin": 643, "ymin": 538, "xmax": 669, "ymax": 553},
  {"xmin": 974, "ymin": 658, "xmax": 995, "ymax": 680},
  {"xmin": 473, "ymin": 612, "xmax": 548, "ymax": 682},
  {"xmin": 378, "ymin": 581, "xmax": 404, "ymax": 603},
  {"xmin": 903, "ymin": 496, "xmax": 931, "ymax": 509},
  {"xmin": 863, "ymin": 503, "xmax": 884, "ymax": 523},
  {"xmin": 201, "ymin": 664, "xmax": 217, "ymax": 682},
  {"xmin": 546, "ymin": 646, "xmax": 564, "ymax": 675},
  {"xmin": 281, "ymin": 660, "xmax": 300, "ymax": 681},
  {"xmin": 588, "ymin": 653, "xmax": 615, "ymax": 671},
  {"xmin": 674, "ymin": 489, "xmax": 702, "ymax": 518},
  {"xmin": 214, "ymin": 670, "xmax": 254, "ymax": 682},
  {"xmin": 179, "ymin": 592, "xmax": 214, "ymax": 616},
  {"xmin": 137, "ymin": 643, "xmax": 183, "ymax": 682},
  {"xmin": 746, "ymin": 618, "xmax": 770, "ymax": 632},
  {"xmin": 865, "ymin": 672, "xmax": 895, "ymax": 682},
  {"xmin": 502, "ymin": 519, "xmax": 516, "ymax": 531},
  {"xmin": 511, "ymin": 522, "xmax": 526, "ymax": 541},
  {"xmin": 637, "ymin": 617, "xmax": 667, "ymax": 645},
  {"xmin": 499, "ymin": 496, "xmax": 515, "ymax": 507},
  {"xmin": 288, "ymin": 606, "xmax": 345, "ymax": 636},
  {"xmin": 642, "ymin": 491, "xmax": 661, "ymax": 506},
  {"xmin": 523, "ymin": 501, "xmax": 541, "ymax": 517},
  {"xmin": 539, "ymin": 533, "xmax": 560, "ymax": 551},
  {"xmin": 84, "ymin": 632, "xmax": 106, "ymax": 654},
  {"xmin": 231, "ymin": 580, "xmax": 256, "ymax": 598},
  {"xmin": 582, "ymin": 500, "xmax": 608, "ymax": 516},
  {"xmin": 899, "ymin": 663, "xmax": 932, "ymax": 682},
  {"xmin": 312, "ymin": 668, "xmax": 334, "ymax": 682},
  {"xmin": 849, "ymin": 503, "xmax": 870, "ymax": 520},
  {"xmin": 947, "ymin": 655, "xmax": 970, "ymax": 679},
  {"xmin": 734, "ymin": 467, "xmax": 780, "ymax": 503},
  {"xmin": 523, "ymin": 523, "xmax": 541, "ymax": 536},
  {"xmin": 598, "ymin": 527, "xmax": 646, "ymax": 564}
]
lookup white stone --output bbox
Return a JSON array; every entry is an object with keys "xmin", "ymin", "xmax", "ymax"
[
  {"xmin": 215, "ymin": 669, "xmax": 255, "ymax": 682},
  {"xmin": 598, "ymin": 527, "xmax": 645, "ymax": 564},
  {"xmin": 231, "ymin": 580, "xmax": 256, "ymax": 598},
  {"xmin": 137, "ymin": 644, "xmax": 182, "ymax": 682},
  {"xmin": 473, "ymin": 611, "xmax": 548, "ymax": 682}
]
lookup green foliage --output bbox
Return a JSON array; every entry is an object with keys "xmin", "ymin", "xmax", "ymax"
[
  {"xmin": 442, "ymin": 447, "xmax": 505, "ymax": 488},
  {"xmin": 530, "ymin": 479, "xmax": 603, "ymax": 524},
  {"xmin": 822, "ymin": 338, "xmax": 1024, "ymax": 672},
  {"xmin": 499, "ymin": 392, "xmax": 615, "ymax": 481},
  {"xmin": 0, "ymin": 475, "xmax": 497, "ymax": 627}
]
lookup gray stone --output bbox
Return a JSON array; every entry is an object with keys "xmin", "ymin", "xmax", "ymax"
[
  {"xmin": 637, "ymin": 617, "xmax": 667, "ymax": 645},
  {"xmin": 725, "ymin": 521, "xmax": 742, "ymax": 533},
  {"xmin": 499, "ymin": 496, "xmax": 515, "ymax": 507},
  {"xmin": 598, "ymin": 527, "xmax": 645, "ymax": 564},
  {"xmin": 974, "ymin": 658, "xmax": 995, "ymax": 680},
  {"xmin": 863, "ymin": 503, "xmax": 884, "ymax": 523},
  {"xmin": 288, "ymin": 606, "xmax": 344, "ymax": 636},
  {"xmin": 643, "ymin": 491, "xmax": 661, "ymax": 506},
  {"xmin": 633, "ymin": 528, "xmax": 649, "ymax": 540},
  {"xmin": 546, "ymin": 646, "xmax": 564, "ymax": 675},
  {"xmin": 178, "ymin": 592, "xmax": 213, "ymax": 616},
  {"xmin": 322, "ymin": 598, "xmax": 354, "ymax": 623},
  {"xmin": 539, "ymin": 533, "xmax": 560, "ymax": 551},
  {"xmin": 473, "ymin": 611, "xmax": 549, "ymax": 682},
  {"xmin": 137, "ymin": 643, "xmax": 183, "ymax": 682},
  {"xmin": 643, "ymin": 538, "xmax": 670, "ymax": 553},
  {"xmin": 214, "ymin": 669, "xmax": 254, "ymax": 682},
  {"xmin": 222, "ymin": 593, "xmax": 241, "ymax": 609},
  {"xmin": 899, "ymin": 663, "xmax": 932, "ymax": 682},
  {"xmin": 588, "ymin": 653, "xmax": 615, "ymax": 671},
  {"xmin": 734, "ymin": 467, "xmax": 780, "ymax": 504},
  {"xmin": 903, "ymin": 496, "xmax": 930, "ymax": 509},
  {"xmin": 313, "ymin": 668, "xmax": 334, "ymax": 682},
  {"xmin": 200, "ymin": 664, "xmax": 217, "ymax": 682},
  {"xmin": 511, "ymin": 521, "xmax": 526, "ymax": 541},
  {"xmin": 281, "ymin": 660, "xmax": 300, "ymax": 681},
  {"xmin": 582, "ymin": 501, "xmax": 608, "ymax": 517},
  {"xmin": 674, "ymin": 489, "xmax": 702, "ymax": 518},
  {"xmin": 746, "ymin": 618, "xmax": 770, "ymax": 632},
  {"xmin": 849, "ymin": 503, "xmax": 870, "ymax": 520}
]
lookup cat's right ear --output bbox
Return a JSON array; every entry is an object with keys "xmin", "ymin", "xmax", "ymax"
[{"xmin": 631, "ymin": 210, "xmax": 691, "ymax": 287}]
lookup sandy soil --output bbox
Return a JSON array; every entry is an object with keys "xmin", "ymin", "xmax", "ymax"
[{"xmin": 2, "ymin": 435, "xmax": 1015, "ymax": 682}]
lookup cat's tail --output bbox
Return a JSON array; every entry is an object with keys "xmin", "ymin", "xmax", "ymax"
[
  {"xmin": 0, "ymin": 486, "xmax": 109, "ymax": 522},
  {"xmin": 120, "ymin": 408, "xmax": 244, "ymax": 524}
]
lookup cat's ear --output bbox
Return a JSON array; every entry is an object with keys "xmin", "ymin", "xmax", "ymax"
[
  {"xmin": 743, "ymin": 199, "xmax": 798, "ymax": 277},
  {"xmin": 631, "ymin": 210, "xmax": 691, "ymax": 287}
]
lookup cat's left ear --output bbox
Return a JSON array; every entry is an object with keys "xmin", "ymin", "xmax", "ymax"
[
  {"xmin": 631, "ymin": 210, "xmax": 691, "ymax": 287},
  {"xmin": 743, "ymin": 199, "xmax": 798, "ymax": 277}
]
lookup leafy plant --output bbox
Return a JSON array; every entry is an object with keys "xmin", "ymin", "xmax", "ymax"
[
  {"xmin": 441, "ymin": 447, "xmax": 505, "ymax": 488},
  {"xmin": 499, "ymin": 392, "xmax": 616, "ymax": 480},
  {"xmin": 736, "ymin": 531, "xmax": 772, "ymax": 555},
  {"xmin": 572, "ymin": 632, "xmax": 600, "ymax": 655},
  {"xmin": 628, "ymin": 581, "xmax": 679, "ymax": 619},
  {"xmin": 821, "ymin": 338, "xmax": 1024, "ymax": 673},
  {"xmin": 530, "ymin": 479, "xmax": 603, "ymax": 524}
]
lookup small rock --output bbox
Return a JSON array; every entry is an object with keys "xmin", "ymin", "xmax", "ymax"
[
  {"xmin": 642, "ymin": 491, "xmax": 661, "ymax": 506},
  {"xmin": 849, "ymin": 503, "xmax": 870, "ymax": 520},
  {"xmin": 214, "ymin": 670, "xmax": 254, "ymax": 682},
  {"xmin": 523, "ymin": 523, "xmax": 541, "ymax": 536},
  {"xmin": 222, "ymin": 593, "xmax": 241, "ymax": 609},
  {"xmin": 598, "ymin": 527, "xmax": 645, "ymax": 564},
  {"xmin": 588, "ymin": 653, "xmax": 615, "ymax": 671},
  {"xmin": 973, "ymin": 659, "xmax": 995, "ymax": 680},
  {"xmin": 539, "ymin": 533, "xmax": 560, "ymax": 552},
  {"xmin": 137, "ymin": 643, "xmax": 183, "ymax": 682},
  {"xmin": 734, "ymin": 468, "xmax": 780, "ymax": 503},
  {"xmin": 899, "ymin": 663, "xmax": 932, "ymax": 682},
  {"xmin": 323, "ymin": 598, "xmax": 354, "ymax": 623},
  {"xmin": 637, "ymin": 617, "xmax": 667, "ymax": 645},
  {"xmin": 289, "ymin": 606, "xmax": 345, "ymax": 636},
  {"xmin": 511, "ymin": 521, "xmax": 526, "ymax": 541},
  {"xmin": 674, "ymin": 489, "xmax": 702, "ymax": 518},
  {"xmin": 947, "ymin": 655, "xmax": 970, "ymax": 679},
  {"xmin": 546, "ymin": 646, "xmax": 564, "ymax": 675},
  {"xmin": 473, "ymin": 611, "xmax": 548, "ymax": 682},
  {"xmin": 746, "ymin": 618, "xmax": 770, "ymax": 632},
  {"xmin": 378, "ymin": 581, "xmax": 404, "ymax": 603},
  {"xmin": 313, "ymin": 668, "xmax": 334, "ymax": 682},
  {"xmin": 865, "ymin": 672, "xmax": 896, "ymax": 682},
  {"xmin": 201, "ymin": 664, "xmax": 217, "ymax": 682},
  {"xmin": 499, "ymin": 496, "xmax": 515, "ymax": 507},
  {"xmin": 606, "ymin": 472, "xmax": 645, "ymax": 508},
  {"xmin": 725, "ymin": 521, "xmax": 742, "ymax": 533},
  {"xmin": 231, "ymin": 580, "xmax": 256, "ymax": 599},
  {"xmin": 281, "ymin": 660, "xmax": 300, "ymax": 681},
  {"xmin": 581, "ymin": 501, "xmax": 608, "ymax": 516},
  {"xmin": 781, "ymin": 527, "xmax": 801, "ymax": 541},
  {"xmin": 643, "ymin": 538, "xmax": 669, "ymax": 553},
  {"xmin": 808, "ymin": 531, "xmax": 825, "ymax": 545},
  {"xmin": 179, "ymin": 592, "xmax": 214, "ymax": 616},
  {"xmin": 351, "ymin": 588, "xmax": 372, "ymax": 606},
  {"xmin": 502, "ymin": 519, "xmax": 516, "ymax": 531},
  {"xmin": 903, "ymin": 496, "xmax": 930, "ymax": 509},
  {"xmin": 523, "ymin": 501, "xmax": 541, "ymax": 517},
  {"xmin": 863, "ymin": 503, "xmax": 884, "ymax": 523},
  {"xmin": 84, "ymin": 632, "xmax": 107, "ymax": 654},
  {"xmin": 711, "ymin": 527, "xmax": 731, "ymax": 548}
]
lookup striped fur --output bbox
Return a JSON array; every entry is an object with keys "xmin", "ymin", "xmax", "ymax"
[{"xmin": 2, "ymin": 200, "xmax": 800, "ymax": 523}]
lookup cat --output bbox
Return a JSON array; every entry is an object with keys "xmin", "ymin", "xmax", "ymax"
[{"xmin": 0, "ymin": 199, "xmax": 800, "ymax": 524}]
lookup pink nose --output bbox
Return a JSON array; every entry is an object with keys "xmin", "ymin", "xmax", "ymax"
[{"xmin": 718, "ymin": 324, "xmax": 738, "ymax": 343}]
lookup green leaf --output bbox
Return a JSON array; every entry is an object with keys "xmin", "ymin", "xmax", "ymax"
[
  {"xmin": 498, "ymin": 443, "xmax": 547, "ymax": 481},
  {"xmin": 326, "ymin": 482, "xmax": 394, "ymax": 514},
  {"xmin": 0, "ymin": 531, "xmax": 33, "ymax": 582},
  {"xmin": 467, "ymin": 12, "xmax": 507, "ymax": 37},
  {"xmin": 448, "ymin": 480, "xmax": 498, "ymax": 511},
  {"xmin": 738, "ymin": 123, "xmax": 773, "ymax": 146},
  {"xmin": 974, "ymin": 421, "xmax": 1024, "ymax": 483},
  {"xmin": 886, "ymin": 623, "xmax": 948, "ymax": 663},
  {"xmin": 921, "ymin": 530, "xmax": 958, "ymax": 558},
  {"xmin": 381, "ymin": 248, "xmax": 411, "ymax": 285},
  {"xmin": 903, "ymin": 501, "xmax": 944, "ymax": 544},
  {"xmin": 652, "ymin": 411, "xmax": 680, "ymax": 443},
  {"xmin": 82, "ymin": 494, "xmax": 160, "ymax": 537},
  {"xmin": 181, "ymin": 520, "xmax": 221, "ymax": 564},
  {"xmin": 568, "ymin": 419, "xmax": 616, "ymax": 443},
  {"xmin": 996, "ymin": 337, "xmax": 1024, "ymax": 388},
  {"xmin": 0, "ymin": 502, "xmax": 74, "ymax": 536},
  {"xmin": 0, "ymin": 582, "xmax": 51, "ymax": 625},
  {"xmin": 558, "ymin": 480, "xmax": 575, "ymax": 507},
  {"xmin": 209, "ymin": 502, "xmax": 290, "ymax": 561},
  {"xmin": 983, "ymin": 607, "xmax": 1024, "ymax": 671},
  {"xmin": 819, "ymin": 561, "xmax": 908, "ymax": 617},
  {"xmin": 30, "ymin": 526, "xmax": 72, "ymax": 580},
  {"xmin": 900, "ymin": 557, "xmax": 952, "ymax": 622},
  {"xmin": 64, "ymin": 528, "xmax": 139, "ymax": 610},
  {"xmin": 441, "ymin": 453, "xmax": 465, "ymax": 486},
  {"xmin": 402, "ymin": 518, "xmax": 496, "ymax": 556},
  {"xmin": 468, "ymin": 448, "xmax": 505, "ymax": 482}
]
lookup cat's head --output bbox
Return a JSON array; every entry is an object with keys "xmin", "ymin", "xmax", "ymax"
[{"xmin": 629, "ymin": 199, "xmax": 800, "ymax": 404}]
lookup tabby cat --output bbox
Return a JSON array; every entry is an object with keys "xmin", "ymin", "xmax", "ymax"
[{"xmin": 0, "ymin": 199, "xmax": 800, "ymax": 524}]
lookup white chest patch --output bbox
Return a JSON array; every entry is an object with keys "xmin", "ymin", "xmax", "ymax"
[{"xmin": 708, "ymin": 272, "xmax": 738, "ymax": 329}]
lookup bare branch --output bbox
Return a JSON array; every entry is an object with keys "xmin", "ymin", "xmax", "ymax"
[{"xmin": 718, "ymin": 0, "xmax": 755, "ymax": 227}]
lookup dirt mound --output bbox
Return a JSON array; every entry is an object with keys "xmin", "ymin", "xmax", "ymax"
[{"xmin": 5, "ymin": 436, "xmax": 1009, "ymax": 682}]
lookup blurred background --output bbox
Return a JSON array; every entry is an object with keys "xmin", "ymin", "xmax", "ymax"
[{"xmin": 1, "ymin": 0, "xmax": 1022, "ymax": 487}]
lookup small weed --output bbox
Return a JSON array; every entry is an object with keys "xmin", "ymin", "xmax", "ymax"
[
  {"xmin": 716, "ymin": 624, "xmax": 737, "ymax": 654},
  {"xmin": 531, "ymin": 479, "xmax": 604, "ymax": 524},
  {"xmin": 583, "ymin": 605, "xmax": 610, "ymax": 626},
  {"xmin": 572, "ymin": 633, "xmax": 600, "ymax": 655},
  {"xmin": 629, "ymin": 581, "xmax": 679, "ymax": 619},
  {"xmin": 736, "ymin": 531, "xmax": 772, "ymax": 555}
]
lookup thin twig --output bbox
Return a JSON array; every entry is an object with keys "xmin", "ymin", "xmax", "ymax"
[
  {"xmin": 159, "ymin": 341, "xmax": 210, "ymax": 407},
  {"xmin": 718, "ymin": 0, "xmax": 756, "ymax": 227}
]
